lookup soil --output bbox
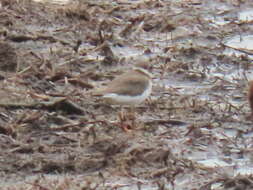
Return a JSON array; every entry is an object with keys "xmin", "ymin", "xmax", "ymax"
[{"xmin": 0, "ymin": 0, "xmax": 253, "ymax": 189}]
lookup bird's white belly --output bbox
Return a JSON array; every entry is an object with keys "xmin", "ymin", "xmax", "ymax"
[{"xmin": 103, "ymin": 82, "xmax": 152, "ymax": 105}]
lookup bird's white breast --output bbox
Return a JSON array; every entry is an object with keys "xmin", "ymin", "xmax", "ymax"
[{"xmin": 103, "ymin": 81, "xmax": 152, "ymax": 105}]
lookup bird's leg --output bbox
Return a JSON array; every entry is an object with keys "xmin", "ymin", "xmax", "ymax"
[
  {"xmin": 118, "ymin": 106, "xmax": 127, "ymax": 122},
  {"xmin": 117, "ymin": 106, "xmax": 138, "ymax": 131},
  {"xmin": 130, "ymin": 105, "xmax": 137, "ymax": 128},
  {"xmin": 117, "ymin": 106, "xmax": 130, "ymax": 131},
  {"xmin": 129, "ymin": 105, "xmax": 136, "ymax": 119}
]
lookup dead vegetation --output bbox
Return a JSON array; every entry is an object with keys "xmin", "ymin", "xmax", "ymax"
[{"xmin": 0, "ymin": 0, "xmax": 253, "ymax": 189}]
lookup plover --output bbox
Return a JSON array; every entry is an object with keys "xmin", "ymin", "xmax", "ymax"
[
  {"xmin": 93, "ymin": 63, "xmax": 153, "ymax": 130},
  {"xmin": 93, "ymin": 63, "xmax": 152, "ymax": 106}
]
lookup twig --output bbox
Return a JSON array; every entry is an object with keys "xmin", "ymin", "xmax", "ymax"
[
  {"xmin": 222, "ymin": 43, "xmax": 253, "ymax": 56},
  {"xmin": 49, "ymin": 120, "xmax": 109, "ymax": 131},
  {"xmin": 145, "ymin": 119, "xmax": 187, "ymax": 126},
  {"xmin": 0, "ymin": 97, "xmax": 85, "ymax": 114}
]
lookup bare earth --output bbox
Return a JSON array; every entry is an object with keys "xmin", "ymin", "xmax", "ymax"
[{"xmin": 0, "ymin": 0, "xmax": 253, "ymax": 189}]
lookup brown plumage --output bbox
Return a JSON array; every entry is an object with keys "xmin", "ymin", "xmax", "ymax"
[
  {"xmin": 92, "ymin": 66, "xmax": 153, "ymax": 105},
  {"xmin": 94, "ymin": 69, "xmax": 150, "ymax": 96},
  {"xmin": 92, "ymin": 64, "xmax": 153, "ymax": 130}
]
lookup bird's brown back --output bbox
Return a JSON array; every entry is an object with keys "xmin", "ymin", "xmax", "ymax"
[{"xmin": 94, "ymin": 70, "xmax": 150, "ymax": 96}]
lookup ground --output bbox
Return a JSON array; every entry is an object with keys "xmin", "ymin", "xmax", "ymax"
[{"xmin": 0, "ymin": 0, "xmax": 253, "ymax": 189}]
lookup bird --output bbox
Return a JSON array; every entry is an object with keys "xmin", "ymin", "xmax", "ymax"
[
  {"xmin": 93, "ymin": 63, "xmax": 152, "ymax": 105},
  {"xmin": 92, "ymin": 62, "xmax": 153, "ymax": 130}
]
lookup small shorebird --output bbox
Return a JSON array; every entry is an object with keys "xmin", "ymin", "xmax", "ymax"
[{"xmin": 93, "ymin": 63, "xmax": 153, "ymax": 130}]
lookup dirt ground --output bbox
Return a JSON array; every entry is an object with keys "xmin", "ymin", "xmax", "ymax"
[{"xmin": 0, "ymin": 0, "xmax": 253, "ymax": 189}]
